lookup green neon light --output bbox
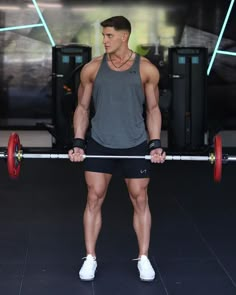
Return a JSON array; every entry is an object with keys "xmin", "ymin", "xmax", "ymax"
[
  {"xmin": 0, "ymin": 24, "xmax": 43, "ymax": 32},
  {"xmin": 32, "ymin": 0, "xmax": 55, "ymax": 46},
  {"xmin": 217, "ymin": 50, "xmax": 236, "ymax": 56},
  {"xmin": 207, "ymin": 0, "xmax": 235, "ymax": 75}
]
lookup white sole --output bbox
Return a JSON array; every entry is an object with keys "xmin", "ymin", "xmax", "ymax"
[
  {"xmin": 79, "ymin": 275, "xmax": 95, "ymax": 281},
  {"xmin": 140, "ymin": 277, "xmax": 155, "ymax": 282}
]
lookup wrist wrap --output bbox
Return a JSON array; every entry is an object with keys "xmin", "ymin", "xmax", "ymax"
[
  {"xmin": 148, "ymin": 139, "xmax": 161, "ymax": 152},
  {"xmin": 72, "ymin": 138, "xmax": 86, "ymax": 150}
]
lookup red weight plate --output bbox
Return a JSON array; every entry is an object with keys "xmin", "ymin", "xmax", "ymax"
[
  {"xmin": 7, "ymin": 133, "xmax": 21, "ymax": 179},
  {"xmin": 214, "ymin": 135, "xmax": 222, "ymax": 182}
]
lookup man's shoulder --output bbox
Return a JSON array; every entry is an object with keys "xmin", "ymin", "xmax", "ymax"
[
  {"xmin": 84, "ymin": 55, "xmax": 104, "ymax": 70},
  {"xmin": 139, "ymin": 55, "xmax": 159, "ymax": 74},
  {"xmin": 81, "ymin": 55, "xmax": 104, "ymax": 81},
  {"xmin": 140, "ymin": 55, "xmax": 155, "ymax": 67}
]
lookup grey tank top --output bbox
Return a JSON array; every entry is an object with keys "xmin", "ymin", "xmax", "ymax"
[{"xmin": 91, "ymin": 53, "xmax": 147, "ymax": 148}]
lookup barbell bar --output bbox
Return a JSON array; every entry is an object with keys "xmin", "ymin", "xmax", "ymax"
[{"xmin": 1, "ymin": 132, "xmax": 235, "ymax": 182}]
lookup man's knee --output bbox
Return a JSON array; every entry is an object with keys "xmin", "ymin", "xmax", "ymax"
[
  {"xmin": 127, "ymin": 179, "xmax": 148, "ymax": 199},
  {"xmin": 129, "ymin": 187, "xmax": 149, "ymax": 212},
  {"xmin": 86, "ymin": 184, "xmax": 107, "ymax": 211}
]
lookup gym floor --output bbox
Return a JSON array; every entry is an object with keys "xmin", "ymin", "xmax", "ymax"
[{"xmin": 0, "ymin": 147, "xmax": 236, "ymax": 295}]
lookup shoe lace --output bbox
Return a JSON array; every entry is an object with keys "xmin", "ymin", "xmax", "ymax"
[
  {"xmin": 133, "ymin": 256, "xmax": 153, "ymax": 268},
  {"xmin": 82, "ymin": 255, "xmax": 96, "ymax": 260},
  {"xmin": 132, "ymin": 255, "xmax": 148, "ymax": 261},
  {"xmin": 81, "ymin": 255, "xmax": 96, "ymax": 271}
]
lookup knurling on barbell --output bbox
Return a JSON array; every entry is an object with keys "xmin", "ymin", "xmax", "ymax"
[{"xmin": 6, "ymin": 132, "xmax": 224, "ymax": 182}]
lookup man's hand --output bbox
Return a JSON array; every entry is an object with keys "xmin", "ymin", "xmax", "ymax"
[
  {"xmin": 150, "ymin": 148, "xmax": 166, "ymax": 163},
  {"xmin": 68, "ymin": 147, "xmax": 85, "ymax": 162}
]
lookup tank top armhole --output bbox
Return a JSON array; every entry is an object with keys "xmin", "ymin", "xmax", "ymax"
[
  {"xmin": 93, "ymin": 54, "xmax": 106, "ymax": 85},
  {"xmin": 132, "ymin": 53, "xmax": 140, "ymax": 71}
]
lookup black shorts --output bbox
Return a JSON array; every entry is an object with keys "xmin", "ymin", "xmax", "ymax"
[{"xmin": 84, "ymin": 137, "xmax": 151, "ymax": 178}]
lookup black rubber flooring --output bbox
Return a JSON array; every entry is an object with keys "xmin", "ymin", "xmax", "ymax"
[{"xmin": 0, "ymin": 154, "xmax": 236, "ymax": 295}]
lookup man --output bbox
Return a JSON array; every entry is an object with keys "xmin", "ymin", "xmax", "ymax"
[{"xmin": 68, "ymin": 16, "xmax": 166, "ymax": 282}]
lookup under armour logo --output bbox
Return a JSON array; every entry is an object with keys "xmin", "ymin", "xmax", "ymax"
[
  {"xmin": 129, "ymin": 70, "xmax": 136, "ymax": 74},
  {"xmin": 140, "ymin": 169, "xmax": 147, "ymax": 174}
]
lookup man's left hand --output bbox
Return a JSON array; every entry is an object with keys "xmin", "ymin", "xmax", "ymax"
[{"xmin": 150, "ymin": 148, "xmax": 166, "ymax": 163}]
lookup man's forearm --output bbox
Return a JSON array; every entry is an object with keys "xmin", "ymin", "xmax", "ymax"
[
  {"xmin": 73, "ymin": 105, "xmax": 90, "ymax": 139},
  {"xmin": 146, "ymin": 107, "xmax": 162, "ymax": 140}
]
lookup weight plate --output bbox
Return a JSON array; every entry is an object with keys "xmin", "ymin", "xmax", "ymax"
[
  {"xmin": 214, "ymin": 135, "xmax": 222, "ymax": 182},
  {"xmin": 7, "ymin": 133, "xmax": 21, "ymax": 179}
]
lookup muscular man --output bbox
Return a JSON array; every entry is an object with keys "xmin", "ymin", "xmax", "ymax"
[{"xmin": 68, "ymin": 16, "xmax": 166, "ymax": 282}]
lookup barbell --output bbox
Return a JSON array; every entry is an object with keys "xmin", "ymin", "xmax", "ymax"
[{"xmin": 0, "ymin": 132, "xmax": 235, "ymax": 182}]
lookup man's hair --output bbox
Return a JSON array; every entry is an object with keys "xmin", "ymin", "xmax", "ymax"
[{"xmin": 100, "ymin": 16, "xmax": 131, "ymax": 33}]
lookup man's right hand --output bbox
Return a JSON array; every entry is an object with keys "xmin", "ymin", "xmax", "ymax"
[{"xmin": 68, "ymin": 147, "xmax": 85, "ymax": 162}]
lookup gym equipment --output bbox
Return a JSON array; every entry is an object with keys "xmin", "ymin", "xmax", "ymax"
[{"xmin": 1, "ymin": 132, "xmax": 235, "ymax": 182}]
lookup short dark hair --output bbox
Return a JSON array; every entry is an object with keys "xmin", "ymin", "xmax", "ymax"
[{"xmin": 100, "ymin": 16, "xmax": 131, "ymax": 33}]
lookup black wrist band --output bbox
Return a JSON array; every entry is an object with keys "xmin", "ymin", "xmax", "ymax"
[
  {"xmin": 72, "ymin": 138, "xmax": 86, "ymax": 150},
  {"xmin": 148, "ymin": 139, "xmax": 161, "ymax": 151}
]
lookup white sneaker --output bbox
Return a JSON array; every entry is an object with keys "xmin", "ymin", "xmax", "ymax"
[
  {"xmin": 79, "ymin": 254, "xmax": 97, "ymax": 281},
  {"xmin": 137, "ymin": 255, "xmax": 155, "ymax": 281}
]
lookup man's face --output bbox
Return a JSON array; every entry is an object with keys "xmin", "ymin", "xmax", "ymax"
[{"xmin": 102, "ymin": 27, "xmax": 125, "ymax": 53}]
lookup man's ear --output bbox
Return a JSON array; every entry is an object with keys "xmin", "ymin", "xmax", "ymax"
[{"xmin": 122, "ymin": 32, "xmax": 128, "ymax": 41}]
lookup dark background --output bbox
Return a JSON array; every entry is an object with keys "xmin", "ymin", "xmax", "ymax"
[{"xmin": 0, "ymin": 0, "xmax": 235, "ymax": 132}]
